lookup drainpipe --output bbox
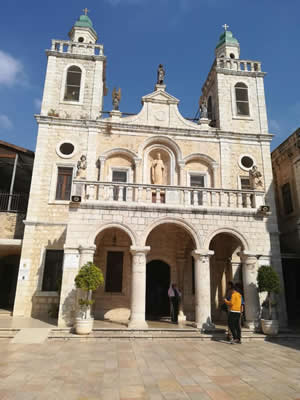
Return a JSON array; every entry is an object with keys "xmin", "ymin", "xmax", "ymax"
[{"xmin": 8, "ymin": 153, "xmax": 18, "ymax": 211}]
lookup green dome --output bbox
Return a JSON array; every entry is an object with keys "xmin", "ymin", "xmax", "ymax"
[
  {"xmin": 74, "ymin": 14, "xmax": 97, "ymax": 36},
  {"xmin": 216, "ymin": 30, "xmax": 239, "ymax": 49}
]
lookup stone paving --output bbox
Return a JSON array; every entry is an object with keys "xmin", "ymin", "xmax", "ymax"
[{"xmin": 0, "ymin": 339, "xmax": 300, "ymax": 400}]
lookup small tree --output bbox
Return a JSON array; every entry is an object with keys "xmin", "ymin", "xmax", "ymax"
[
  {"xmin": 74, "ymin": 262, "xmax": 104, "ymax": 319},
  {"xmin": 257, "ymin": 265, "xmax": 281, "ymax": 320}
]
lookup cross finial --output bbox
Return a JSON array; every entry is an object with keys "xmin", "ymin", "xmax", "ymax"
[
  {"xmin": 222, "ymin": 23, "xmax": 229, "ymax": 31},
  {"xmin": 83, "ymin": 8, "xmax": 89, "ymax": 16}
]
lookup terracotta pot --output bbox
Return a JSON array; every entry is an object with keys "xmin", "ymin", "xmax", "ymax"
[
  {"xmin": 75, "ymin": 317, "xmax": 94, "ymax": 335},
  {"xmin": 261, "ymin": 319, "xmax": 279, "ymax": 335}
]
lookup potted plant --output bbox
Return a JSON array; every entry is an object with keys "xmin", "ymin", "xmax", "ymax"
[
  {"xmin": 257, "ymin": 265, "xmax": 281, "ymax": 335},
  {"xmin": 74, "ymin": 261, "xmax": 104, "ymax": 334}
]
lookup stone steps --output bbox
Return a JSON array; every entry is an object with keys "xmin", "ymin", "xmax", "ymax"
[
  {"xmin": 0, "ymin": 328, "xmax": 19, "ymax": 339},
  {"xmin": 48, "ymin": 327, "xmax": 270, "ymax": 341}
]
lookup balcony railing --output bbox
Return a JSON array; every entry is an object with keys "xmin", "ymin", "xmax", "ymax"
[
  {"xmin": 216, "ymin": 57, "xmax": 262, "ymax": 73},
  {"xmin": 50, "ymin": 40, "xmax": 104, "ymax": 56},
  {"xmin": 73, "ymin": 181, "xmax": 264, "ymax": 210},
  {"xmin": 0, "ymin": 193, "xmax": 29, "ymax": 213}
]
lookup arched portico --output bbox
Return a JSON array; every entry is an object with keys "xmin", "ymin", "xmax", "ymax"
[{"xmin": 207, "ymin": 228, "xmax": 260, "ymax": 328}]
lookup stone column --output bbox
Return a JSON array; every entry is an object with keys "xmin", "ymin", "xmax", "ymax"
[
  {"xmin": 58, "ymin": 245, "xmax": 95, "ymax": 327},
  {"xmin": 192, "ymin": 249, "xmax": 214, "ymax": 331},
  {"xmin": 240, "ymin": 252, "xmax": 260, "ymax": 329},
  {"xmin": 128, "ymin": 246, "xmax": 150, "ymax": 329},
  {"xmin": 176, "ymin": 256, "xmax": 186, "ymax": 323},
  {"xmin": 178, "ymin": 161, "xmax": 185, "ymax": 186},
  {"xmin": 99, "ymin": 157, "xmax": 106, "ymax": 181},
  {"xmin": 86, "ymin": 128, "xmax": 98, "ymax": 181}
]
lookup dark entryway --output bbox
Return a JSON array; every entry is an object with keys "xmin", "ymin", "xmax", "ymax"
[
  {"xmin": 0, "ymin": 255, "xmax": 20, "ymax": 311},
  {"xmin": 146, "ymin": 260, "xmax": 170, "ymax": 319},
  {"xmin": 282, "ymin": 257, "xmax": 300, "ymax": 323}
]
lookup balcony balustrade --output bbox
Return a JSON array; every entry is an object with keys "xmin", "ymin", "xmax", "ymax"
[
  {"xmin": 216, "ymin": 57, "xmax": 262, "ymax": 73},
  {"xmin": 50, "ymin": 40, "xmax": 104, "ymax": 56},
  {"xmin": 73, "ymin": 181, "xmax": 265, "ymax": 211}
]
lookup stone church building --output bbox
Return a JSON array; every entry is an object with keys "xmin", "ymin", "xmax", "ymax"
[{"xmin": 12, "ymin": 13, "xmax": 287, "ymax": 330}]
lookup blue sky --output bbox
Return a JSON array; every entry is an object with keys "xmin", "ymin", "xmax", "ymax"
[{"xmin": 0, "ymin": 0, "xmax": 299, "ymax": 151}]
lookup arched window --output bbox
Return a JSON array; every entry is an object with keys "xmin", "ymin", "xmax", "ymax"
[
  {"xmin": 64, "ymin": 66, "xmax": 82, "ymax": 101},
  {"xmin": 235, "ymin": 82, "xmax": 249, "ymax": 116}
]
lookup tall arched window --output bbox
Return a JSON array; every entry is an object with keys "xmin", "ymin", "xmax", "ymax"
[
  {"xmin": 64, "ymin": 66, "xmax": 82, "ymax": 101},
  {"xmin": 235, "ymin": 82, "xmax": 249, "ymax": 116}
]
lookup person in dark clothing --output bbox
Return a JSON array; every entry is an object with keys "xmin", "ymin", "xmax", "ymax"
[{"xmin": 168, "ymin": 283, "xmax": 181, "ymax": 323}]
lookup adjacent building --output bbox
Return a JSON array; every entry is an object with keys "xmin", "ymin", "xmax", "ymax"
[
  {"xmin": 272, "ymin": 128, "xmax": 300, "ymax": 322},
  {"xmin": 0, "ymin": 140, "xmax": 34, "ymax": 313},
  {"xmin": 12, "ymin": 13, "xmax": 288, "ymax": 330}
]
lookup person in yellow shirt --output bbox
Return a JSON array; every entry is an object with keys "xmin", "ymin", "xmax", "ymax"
[{"xmin": 224, "ymin": 283, "xmax": 242, "ymax": 344}]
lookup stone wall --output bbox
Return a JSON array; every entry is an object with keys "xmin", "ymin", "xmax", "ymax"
[{"xmin": 0, "ymin": 213, "xmax": 25, "ymax": 239}]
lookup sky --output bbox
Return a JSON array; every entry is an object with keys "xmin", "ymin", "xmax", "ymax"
[{"xmin": 0, "ymin": 0, "xmax": 299, "ymax": 151}]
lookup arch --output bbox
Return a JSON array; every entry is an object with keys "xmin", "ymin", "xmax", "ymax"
[
  {"xmin": 204, "ymin": 227, "xmax": 249, "ymax": 251},
  {"xmin": 183, "ymin": 153, "xmax": 218, "ymax": 167},
  {"xmin": 141, "ymin": 217, "xmax": 201, "ymax": 249},
  {"xmin": 60, "ymin": 63, "xmax": 86, "ymax": 104},
  {"xmin": 100, "ymin": 148, "xmax": 139, "ymax": 162},
  {"xmin": 89, "ymin": 222, "xmax": 137, "ymax": 247},
  {"xmin": 138, "ymin": 135, "xmax": 183, "ymax": 162}
]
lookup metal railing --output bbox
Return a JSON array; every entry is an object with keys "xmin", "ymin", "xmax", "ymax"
[{"xmin": 0, "ymin": 193, "xmax": 29, "ymax": 213}]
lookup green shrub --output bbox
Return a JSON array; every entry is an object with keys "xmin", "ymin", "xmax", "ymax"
[
  {"xmin": 75, "ymin": 262, "xmax": 104, "ymax": 319},
  {"xmin": 257, "ymin": 265, "xmax": 281, "ymax": 319}
]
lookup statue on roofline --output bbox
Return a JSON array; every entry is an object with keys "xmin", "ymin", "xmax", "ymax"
[
  {"xmin": 157, "ymin": 64, "xmax": 165, "ymax": 85},
  {"xmin": 112, "ymin": 87, "xmax": 121, "ymax": 110}
]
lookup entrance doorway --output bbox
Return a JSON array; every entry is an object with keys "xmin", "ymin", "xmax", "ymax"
[
  {"xmin": 0, "ymin": 255, "xmax": 20, "ymax": 311},
  {"xmin": 146, "ymin": 260, "xmax": 170, "ymax": 320}
]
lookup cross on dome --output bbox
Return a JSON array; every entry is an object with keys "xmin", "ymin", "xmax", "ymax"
[
  {"xmin": 222, "ymin": 23, "xmax": 229, "ymax": 31},
  {"xmin": 82, "ymin": 8, "xmax": 90, "ymax": 16}
]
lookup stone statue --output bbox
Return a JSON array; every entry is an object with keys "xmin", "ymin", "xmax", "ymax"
[
  {"xmin": 157, "ymin": 64, "xmax": 165, "ymax": 85},
  {"xmin": 250, "ymin": 165, "xmax": 263, "ymax": 189},
  {"xmin": 200, "ymin": 102, "xmax": 208, "ymax": 119},
  {"xmin": 76, "ymin": 155, "xmax": 87, "ymax": 179},
  {"xmin": 112, "ymin": 87, "xmax": 121, "ymax": 110},
  {"xmin": 199, "ymin": 96, "xmax": 208, "ymax": 119},
  {"xmin": 151, "ymin": 153, "xmax": 165, "ymax": 185}
]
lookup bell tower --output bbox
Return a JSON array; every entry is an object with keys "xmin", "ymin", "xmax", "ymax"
[
  {"xmin": 201, "ymin": 25, "xmax": 268, "ymax": 134},
  {"xmin": 40, "ymin": 10, "xmax": 107, "ymax": 120}
]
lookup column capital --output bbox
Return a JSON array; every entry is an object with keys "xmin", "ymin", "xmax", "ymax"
[
  {"xmin": 130, "ymin": 246, "xmax": 151, "ymax": 256},
  {"xmin": 239, "ymin": 251, "xmax": 258, "ymax": 263},
  {"xmin": 178, "ymin": 160, "xmax": 185, "ymax": 168},
  {"xmin": 79, "ymin": 245, "xmax": 96, "ymax": 255},
  {"xmin": 63, "ymin": 246, "xmax": 80, "ymax": 254},
  {"xmin": 99, "ymin": 156, "xmax": 106, "ymax": 162},
  {"xmin": 192, "ymin": 249, "xmax": 214, "ymax": 260}
]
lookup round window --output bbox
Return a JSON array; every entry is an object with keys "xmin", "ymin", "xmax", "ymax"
[
  {"xmin": 230, "ymin": 53, "xmax": 235, "ymax": 59},
  {"xmin": 59, "ymin": 143, "xmax": 74, "ymax": 156},
  {"xmin": 241, "ymin": 155, "xmax": 254, "ymax": 169},
  {"xmin": 78, "ymin": 37, "xmax": 84, "ymax": 43}
]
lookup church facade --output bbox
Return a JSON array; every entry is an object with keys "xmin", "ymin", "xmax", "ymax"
[{"xmin": 13, "ymin": 13, "xmax": 288, "ymax": 330}]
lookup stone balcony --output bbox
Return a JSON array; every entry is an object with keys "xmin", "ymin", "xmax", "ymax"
[
  {"xmin": 72, "ymin": 181, "xmax": 265, "ymax": 214},
  {"xmin": 49, "ymin": 39, "xmax": 104, "ymax": 56}
]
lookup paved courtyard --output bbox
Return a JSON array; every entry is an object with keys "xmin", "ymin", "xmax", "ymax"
[{"xmin": 0, "ymin": 339, "xmax": 300, "ymax": 400}]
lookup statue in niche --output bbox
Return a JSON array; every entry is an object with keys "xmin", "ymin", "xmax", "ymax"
[
  {"xmin": 157, "ymin": 64, "xmax": 165, "ymax": 85},
  {"xmin": 112, "ymin": 87, "xmax": 121, "ymax": 110},
  {"xmin": 76, "ymin": 155, "xmax": 87, "ymax": 179},
  {"xmin": 249, "ymin": 165, "xmax": 263, "ymax": 189},
  {"xmin": 151, "ymin": 152, "xmax": 165, "ymax": 185}
]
